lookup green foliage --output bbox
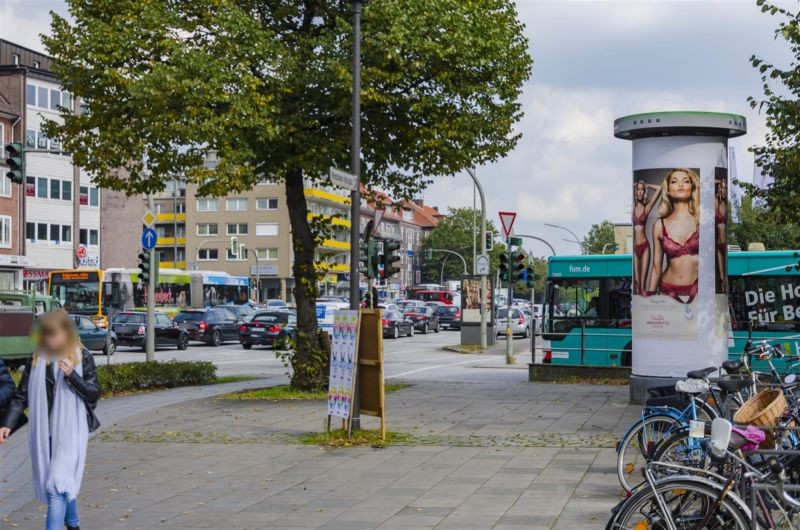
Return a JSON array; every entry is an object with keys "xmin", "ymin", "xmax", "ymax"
[
  {"xmin": 745, "ymin": 0, "xmax": 800, "ymax": 221},
  {"xmin": 581, "ymin": 221, "xmax": 616, "ymax": 255},
  {"xmin": 729, "ymin": 192, "xmax": 800, "ymax": 250},
  {"xmin": 97, "ymin": 360, "xmax": 217, "ymax": 395},
  {"xmin": 218, "ymin": 384, "xmax": 328, "ymax": 401},
  {"xmin": 301, "ymin": 429, "xmax": 412, "ymax": 448},
  {"xmin": 420, "ymin": 207, "xmax": 507, "ymax": 282}
]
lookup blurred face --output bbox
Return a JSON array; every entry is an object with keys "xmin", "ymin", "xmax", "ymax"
[
  {"xmin": 719, "ymin": 179, "xmax": 727, "ymax": 195},
  {"xmin": 635, "ymin": 183, "xmax": 645, "ymax": 202},
  {"xmin": 668, "ymin": 171, "xmax": 692, "ymax": 201},
  {"xmin": 41, "ymin": 323, "xmax": 70, "ymax": 357}
]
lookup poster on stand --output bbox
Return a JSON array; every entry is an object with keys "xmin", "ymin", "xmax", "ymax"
[{"xmin": 327, "ymin": 310, "xmax": 360, "ymax": 420}]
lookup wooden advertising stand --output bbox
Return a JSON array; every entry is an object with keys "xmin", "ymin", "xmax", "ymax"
[{"xmin": 325, "ymin": 309, "xmax": 386, "ymax": 440}]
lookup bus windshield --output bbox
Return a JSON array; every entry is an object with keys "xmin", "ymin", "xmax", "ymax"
[{"xmin": 50, "ymin": 271, "xmax": 101, "ymax": 315}]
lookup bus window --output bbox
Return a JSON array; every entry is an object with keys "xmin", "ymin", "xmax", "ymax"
[
  {"xmin": 607, "ymin": 277, "xmax": 632, "ymax": 325},
  {"xmin": 729, "ymin": 275, "xmax": 800, "ymax": 331},
  {"xmin": 50, "ymin": 273, "xmax": 101, "ymax": 315}
]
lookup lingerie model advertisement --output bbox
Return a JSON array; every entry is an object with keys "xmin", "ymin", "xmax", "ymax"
[{"xmin": 631, "ymin": 167, "xmax": 701, "ymax": 340}]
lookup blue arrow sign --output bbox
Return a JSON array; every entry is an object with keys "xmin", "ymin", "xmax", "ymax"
[{"xmin": 141, "ymin": 227, "xmax": 158, "ymax": 250}]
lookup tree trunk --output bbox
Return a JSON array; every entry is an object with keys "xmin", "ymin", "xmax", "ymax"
[{"xmin": 284, "ymin": 168, "xmax": 327, "ymax": 390}]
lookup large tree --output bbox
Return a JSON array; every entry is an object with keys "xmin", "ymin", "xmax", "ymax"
[
  {"xmin": 581, "ymin": 220, "xmax": 616, "ymax": 255},
  {"xmin": 745, "ymin": 0, "xmax": 800, "ymax": 221},
  {"xmin": 43, "ymin": 0, "xmax": 532, "ymax": 390},
  {"xmin": 729, "ymin": 191, "xmax": 800, "ymax": 250}
]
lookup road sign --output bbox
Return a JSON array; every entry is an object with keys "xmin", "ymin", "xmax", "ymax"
[
  {"xmin": 329, "ymin": 167, "xmax": 358, "ymax": 190},
  {"xmin": 406, "ymin": 249, "xmax": 415, "ymax": 257},
  {"xmin": 76, "ymin": 244, "xmax": 87, "ymax": 260},
  {"xmin": 141, "ymin": 227, "xmax": 157, "ymax": 250},
  {"xmin": 476, "ymin": 254, "xmax": 489, "ymax": 276},
  {"xmin": 373, "ymin": 207, "xmax": 385, "ymax": 236},
  {"xmin": 498, "ymin": 211, "xmax": 517, "ymax": 238},
  {"xmin": 142, "ymin": 209, "xmax": 157, "ymax": 227}
]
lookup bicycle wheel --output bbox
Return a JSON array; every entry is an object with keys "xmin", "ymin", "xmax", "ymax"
[
  {"xmin": 617, "ymin": 414, "xmax": 684, "ymax": 492},
  {"xmin": 610, "ymin": 477, "xmax": 752, "ymax": 529},
  {"xmin": 652, "ymin": 426, "xmax": 710, "ymax": 473}
]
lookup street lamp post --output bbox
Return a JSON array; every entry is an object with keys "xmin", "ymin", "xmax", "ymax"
[
  {"xmin": 465, "ymin": 168, "xmax": 487, "ymax": 349},
  {"xmin": 545, "ymin": 223, "xmax": 582, "ymax": 248}
]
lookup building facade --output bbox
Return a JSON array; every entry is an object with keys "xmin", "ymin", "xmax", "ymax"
[{"xmin": 0, "ymin": 86, "xmax": 26, "ymax": 288}]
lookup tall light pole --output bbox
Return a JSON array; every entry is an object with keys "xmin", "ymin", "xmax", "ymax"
[
  {"xmin": 465, "ymin": 168, "xmax": 487, "ymax": 349},
  {"xmin": 544, "ymin": 223, "xmax": 581, "ymax": 246}
]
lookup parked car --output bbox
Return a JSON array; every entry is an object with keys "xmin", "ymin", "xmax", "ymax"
[
  {"xmin": 111, "ymin": 311, "xmax": 189, "ymax": 350},
  {"xmin": 495, "ymin": 307, "xmax": 531, "ymax": 338},
  {"xmin": 72, "ymin": 314, "xmax": 117, "ymax": 355},
  {"xmin": 403, "ymin": 306, "xmax": 440, "ymax": 334},
  {"xmin": 382, "ymin": 310, "xmax": 414, "ymax": 339},
  {"xmin": 396, "ymin": 299, "xmax": 425, "ymax": 311},
  {"xmin": 239, "ymin": 310, "xmax": 297, "ymax": 349},
  {"xmin": 263, "ymin": 299, "xmax": 289, "ymax": 310},
  {"xmin": 435, "ymin": 305, "xmax": 462, "ymax": 330},
  {"xmin": 173, "ymin": 308, "xmax": 240, "ymax": 346},
  {"xmin": 378, "ymin": 303, "xmax": 399, "ymax": 312},
  {"xmin": 215, "ymin": 304, "xmax": 255, "ymax": 322}
]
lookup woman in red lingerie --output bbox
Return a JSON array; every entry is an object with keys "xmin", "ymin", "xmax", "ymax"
[
  {"xmin": 632, "ymin": 180, "xmax": 661, "ymax": 293},
  {"xmin": 648, "ymin": 169, "xmax": 700, "ymax": 306},
  {"xmin": 715, "ymin": 178, "xmax": 728, "ymax": 294}
]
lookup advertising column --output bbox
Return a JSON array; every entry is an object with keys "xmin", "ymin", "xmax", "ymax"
[{"xmin": 615, "ymin": 112, "xmax": 746, "ymax": 403}]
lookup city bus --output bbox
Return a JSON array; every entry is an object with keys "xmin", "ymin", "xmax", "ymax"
[
  {"xmin": 539, "ymin": 250, "xmax": 800, "ymax": 367},
  {"xmin": 49, "ymin": 269, "xmax": 250, "ymax": 326}
]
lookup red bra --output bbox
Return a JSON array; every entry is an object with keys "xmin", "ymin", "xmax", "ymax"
[
  {"xmin": 715, "ymin": 206, "xmax": 725, "ymax": 225},
  {"xmin": 633, "ymin": 208, "xmax": 648, "ymax": 227},
  {"xmin": 661, "ymin": 219, "xmax": 699, "ymax": 259}
]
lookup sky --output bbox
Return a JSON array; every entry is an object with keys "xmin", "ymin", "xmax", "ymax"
[{"xmin": 0, "ymin": 0, "xmax": 792, "ymax": 256}]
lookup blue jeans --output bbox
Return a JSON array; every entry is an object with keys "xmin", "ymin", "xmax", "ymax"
[{"xmin": 46, "ymin": 491, "xmax": 79, "ymax": 530}]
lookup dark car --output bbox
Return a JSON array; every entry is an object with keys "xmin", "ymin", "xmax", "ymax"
[
  {"xmin": 435, "ymin": 305, "xmax": 462, "ymax": 330},
  {"xmin": 215, "ymin": 304, "xmax": 254, "ymax": 322},
  {"xmin": 403, "ymin": 306, "xmax": 440, "ymax": 334},
  {"xmin": 111, "ymin": 311, "xmax": 188, "ymax": 351},
  {"xmin": 382, "ymin": 310, "xmax": 414, "ymax": 339},
  {"xmin": 173, "ymin": 308, "xmax": 240, "ymax": 346},
  {"xmin": 239, "ymin": 310, "xmax": 297, "ymax": 349},
  {"xmin": 72, "ymin": 314, "xmax": 118, "ymax": 355}
]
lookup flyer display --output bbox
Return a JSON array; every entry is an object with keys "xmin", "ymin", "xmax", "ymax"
[{"xmin": 327, "ymin": 310, "xmax": 360, "ymax": 420}]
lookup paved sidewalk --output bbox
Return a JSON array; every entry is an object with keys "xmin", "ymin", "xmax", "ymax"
[{"xmin": 2, "ymin": 377, "xmax": 638, "ymax": 529}]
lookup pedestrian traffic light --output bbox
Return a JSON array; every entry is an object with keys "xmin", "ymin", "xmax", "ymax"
[
  {"xmin": 138, "ymin": 251, "xmax": 152, "ymax": 283},
  {"xmin": 498, "ymin": 253, "xmax": 509, "ymax": 282},
  {"xmin": 4, "ymin": 142, "xmax": 23, "ymax": 184},
  {"xmin": 485, "ymin": 231, "xmax": 494, "ymax": 252},
  {"xmin": 513, "ymin": 251, "xmax": 526, "ymax": 281},
  {"xmin": 381, "ymin": 239, "xmax": 402, "ymax": 278},
  {"xmin": 525, "ymin": 266, "xmax": 535, "ymax": 289}
]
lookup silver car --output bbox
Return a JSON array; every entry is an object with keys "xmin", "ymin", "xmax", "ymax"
[{"xmin": 496, "ymin": 307, "xmax": 531, "ymax": 338}]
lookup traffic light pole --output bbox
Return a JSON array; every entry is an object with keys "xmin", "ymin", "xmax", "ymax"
[
  {"xmin": 505, "ymin": 241, "xmax": 514, "ymax": 363},
  {"xmin": 146, "ymin": 194, "xmax": 156, "ymax": 362}
]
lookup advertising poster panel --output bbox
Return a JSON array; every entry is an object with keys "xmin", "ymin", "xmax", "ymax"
[{"xmin": 327, "ymin": 310, "xmax": 359, "ymax": 419}]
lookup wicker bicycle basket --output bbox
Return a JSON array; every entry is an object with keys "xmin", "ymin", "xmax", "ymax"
[{"xmin": 733, "ymin": 388, "xmax": 788, "ymax": 447}]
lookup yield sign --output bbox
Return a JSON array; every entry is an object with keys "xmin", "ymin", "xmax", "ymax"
[{"xmin": 498, "ymin": 211, "xmax": 517, "ymax": 238}]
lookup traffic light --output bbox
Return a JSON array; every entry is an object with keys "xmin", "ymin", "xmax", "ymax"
[
  {"xmin": 498, "ymin": 253, "xmax": 509, "ymax": 282},
  {"xmin": 513, "ymin": 251, "xmax": 526, "ymax": 281},
  {"xmin": 138, "ymin": 251, "xmax": 152, "ymax": 283},
  {"xmin": 381, "ymin": 239, "xmax": 402, "ymax": 278},
  {"xmin": 4, "ymin": 142, "xmax": 23, "ymax": 184},
  {"xmin": 485, "ymin": 231, "xmax": 494, "ymax": 252},
  {"xmin": 359, "ymin": 239, "xmax": 375, "ymax": 278},
  {"xmin": 525, "ymin": 266, "xmax": 535, "ymax": 288}
]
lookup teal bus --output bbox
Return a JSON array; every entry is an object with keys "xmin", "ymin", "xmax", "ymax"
[{"xmin": 540, "ymin": 250, "xmax": 800, "ymax": 367}]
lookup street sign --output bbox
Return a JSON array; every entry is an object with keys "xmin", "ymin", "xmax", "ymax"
[
  {"xmin": 476, "ymin": 254, "xmax": 489, "ymax": 276},
  {"xmin": 498, "ymin": 211, "xmax": 517, "ymax": 237},
  {"xmin": 329, "ymin": 167, "xmax": 358, "ymax": 190},
  {"xmin": 373, "ymin": 207, "xmax": 385, "ymax": 236},
  {"xmin": 142, "ymin": 209, "xmax": 157, "ymax": 227},
  {"xmin": 141, "ymin": 227, "xmax": 157, "ymax": 250},
  {"xmin": 76, "ymin": 244, "xmax": 87, "ymax": 260},
  {"xmin": 406, "ymin": 249, "xmax": 415, "ymax": 257}
]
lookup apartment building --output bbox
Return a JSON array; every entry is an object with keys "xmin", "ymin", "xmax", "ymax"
[
  {"xmin": 307, "ymin": 181, "xmax": 352, "ymax": 297},
  {"xmin": 0, "ymin": 87, "xmax": 25, "ymax": 289}
]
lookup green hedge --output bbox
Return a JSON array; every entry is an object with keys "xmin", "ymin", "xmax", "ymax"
[{"xmin": 97, "ymin": 360, "xmax": 217, "ymax": 395}]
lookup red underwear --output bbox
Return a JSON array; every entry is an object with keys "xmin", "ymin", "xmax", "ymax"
[
  {"xmin": 634, "ymin": 240, "xmax": 649, "ymax": 258},
  {"xmin": 660, "ymin": 279, "xmax": 698, "ymax": 303}
]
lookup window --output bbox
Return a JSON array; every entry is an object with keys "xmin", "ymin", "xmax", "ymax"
[
  {"xmin": 37, "ymin": 87, "xmax": 47, "ymax": 109},
  {"xmin": 197, "ymin": 223, "xmax": 218, "ymax": 236},
  {"xmin": 49, "ymin": 179, "xmax": 60, "ymax": 200},
  {"xmin": 79, "ymin": 186, "xmax": 88, "ymax": 205},
  {"xmin": 32, "ymin": 60, "xmax": 40, "ymax": 69},
  {"xmin": 226, "ymin": 223, "xmax": 248, "ymax": 235},
  {"xmin": 12, "ymin": 54, "xmax": 19, "ymax": 66},
  {"xmin": 62, "ymin": 181, "xmax": 72, "ymax": 201},
  {"xmin": 89, "ymin": 229, "xmax": 98, "ymax": 246},
  {"xmin": 256, "ymin": 248, "xmax": 279, "ymax": 260},
  {"xmin": 49, "ymin": 224, "xmax": 60, "ymax": 243},
  {"xmin": 26, "ymin": 223, "xmax": 34, "ymax": 241},
  {"xmin": 37, "ymin": 223, "xmax": 47, "ymax": 241},
  {"xmin": 255, "ymin": 223, "xmax": 279, "ymax": 237},
  {"xmin": 0, "ymin": 216, "xmax": 11, "ymax": 248},
  {"xmin": 79, "ymin": 228, "xmax": 87, "ymax": 245},
  {"xmin": 196, "ymin": 198, "xmax": 218, "ymax": 212},
  {"xmin": 176, "ymin": 225, "xmax": 185, "ymax": 238},
  {"xmin": 156, "ymin": 313, "xmax": 172, "ymax": 326},
  {"xmin": 197, "ymin": 248, "xmax": 218, "ymax": 261},
  {"xmin": 89, "ymin": 187, "xmax": 99, "ymax": 207},
  {"xmin": 61, "ymin": 225, "xmax": 72, "ymax": 243},
  {"xmin": 50, "ymin": 89, "xmax": 60, "ymax": 111},
  {"xmin": 0, "ymin": 170, "xmax": 11, "ymax": 198},
  {"xmin": 62, "ymin": 92, "xmax": 72, "ymax": 110},
  {"xmin": 37, "ymin": 131, "xmax": 47, "ymax": 149},
  {"xmin": 25, "ymin": 129, "xmax": 35, "ymax": 148},
  {"xmin": 36, "ymin": 177, "xmax": 47, "ymax": 198},
  {"xmin": 256, "ymin": 198, "xmax": 279, "ymax": 210},
  {"xmin": 226, "ymin": 198, "xmax": 248, "ymax": 211},
  {"xmin": 26, "ymin": 85, "xmax": 35, "ymax": 105}
]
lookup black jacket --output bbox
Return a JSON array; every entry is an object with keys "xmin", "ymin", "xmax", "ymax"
[
  {"xmin": 0, "ymin": 359, "xmax": 14, "ymax": 411},
  {"xmin": 0, "ymin": 348, "xmax": 100, "ymax": 432}
]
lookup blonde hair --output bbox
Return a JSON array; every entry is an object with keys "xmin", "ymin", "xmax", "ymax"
[
  {"xmin": 634, "ymin": 180, "xmax": 647, "ymax": 205},
  {"xmin": 658, "ymin": 168, "xmax": 700, "ymax": 220},
  {"xmin": 32, "ymin": 308, "xmax": 81, "ymax": 366}
]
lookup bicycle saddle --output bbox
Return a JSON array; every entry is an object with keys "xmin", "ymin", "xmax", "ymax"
[
  {"xmin": 716, "ymin": 378, "xmax": 750, "ymax": 394},
  {"xmin": 686, "ymin": 367, "xmax": 716, "ymax": 380},
  {"xmin": 722, "ymin": 360, "xmax": 744, "ymax": 374}
]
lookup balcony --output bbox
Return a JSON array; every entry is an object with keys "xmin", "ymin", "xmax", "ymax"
[
  {"xmin": 319, "ymin": 239, "xmax": 350, "ymax": 251},
  {"xmin": 307, "ymin": 213, "xmax": 351, "ymax": 228},
  {"xmin": 159, "ymin": 261, "xmax": 186, "ymax": 269},
  {"xmin": 155, "ymin": 213, "xmax": 186, "ymax": 222},
  {"xmin": 156, "ymin": 237, "xmax": 186, "ymax": 246},
  {"xmin": 304, "ymin": 188, "xmax": 350, "ymax": 205}
]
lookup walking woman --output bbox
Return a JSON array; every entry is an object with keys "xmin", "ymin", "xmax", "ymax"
[
  {"xmin": 0, "ymin": 309, "xmax": 100, "ymax": 530},
  {"xmin": 648, "ymin": 168, "xmax": 701, "ymax": 315},
  {"xmin": 0, "ymin": 358, "xmax": 15, "ymax": 414},
  {"xmin": 632, "ymin": 179, "xmax": 661, "ymax": 293}
]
